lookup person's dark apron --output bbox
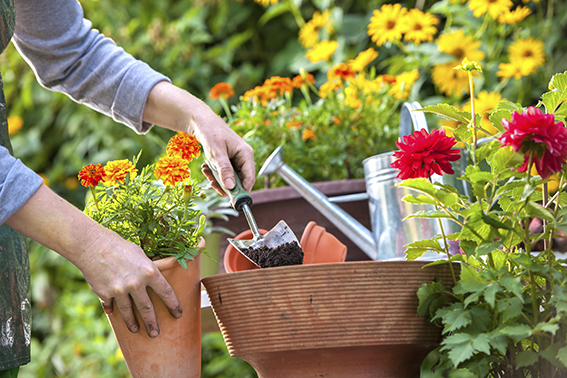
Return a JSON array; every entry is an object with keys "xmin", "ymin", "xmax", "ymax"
[{"xmin": 0, "ymin": 0, "xmax": 32, "ymax": 370}]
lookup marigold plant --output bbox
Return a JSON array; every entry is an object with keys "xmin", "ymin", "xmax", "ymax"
[{"xmin": 80, "ymin": 133, "xmax": 206, "ymax": 268}]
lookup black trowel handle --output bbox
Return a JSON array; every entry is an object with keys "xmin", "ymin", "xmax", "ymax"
[{"xmin": 206, "ymin": 159, "xmax": 253, "ymax": 212}]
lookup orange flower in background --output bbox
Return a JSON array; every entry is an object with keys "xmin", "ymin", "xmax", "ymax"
[
  {"xmin": 292, "ymin": 73, "xmax": 315, "ymax": 88},
  {"xmin": 166, "ymin": 132, "xmax": 201, "ymax": 162},
  {"xmin": 264, "ymin": 76, "xmax": 293, "ymax": 96},
  {"xmin": 243, "ymin": 85, "xmax": 278, "ymax": 106},
  {"xmin": 103, "ymin": 159, "xmax": 137, "ymax": 185},
  {"xmin": 78, "ymin": 163, "xmax": 105, "ymax": 187},
  {"xmin": 154, "ymin": 155, "xmax": 191, "ymax": 186},
  {"xmin": 209, "ymin": 82, "xmax": 235, "ymax": 99},
  {"xmin": 302, "ymin": 129, "xmax": 317, "ymax": 141},
  {"xmin": 327, "ymin": 63, "xmax": 356, "ymax": 83},
  {"xmin": 286, "ymin": 120, "xmax": 303, "ymax": 129},
  {"xmin": 7, "ymin": 116, "xmax": 23, "ymax": 135}
]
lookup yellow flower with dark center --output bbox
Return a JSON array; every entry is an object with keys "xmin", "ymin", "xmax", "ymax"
[
  {"xmin": 319, "ymin": 80, "xmax": 342, "ymax": 98},
  {"xmin": 166, "ymin": 132, "xmax": 201, "ymax": 162},
  {"xmin": 7, "ymin": 116, "xmax": 23, "ymax": 135},
  {"xmin": 437, "ymin": 30, "xmax": 485, "ymax": 62},
  {"xmin": 463, "ymin": 91, "xmax": 504, "ymax": 135},
  {"xmin": 154, "ymin": 155, "xmax": 191, "ymax": 187},
  {"xmin": 469, "ymin": 0, "xmax": 513, "ymax": 19},
  {"xmin": 388, "ymin": 70, "xmax": 419, "ymax": 100},
  {"xmin": 401, "ymin": 9, "xmax": 439, "ymax": 45},
  {"xmin": 103, "ymin": 159, "xmax": 138, "ymax": 185},
  {"xmin": 432, "ymin": 62, "xmax": 471, "ymax": 96},
  {"xmin": 299, "ymin": 10, "xmax": 331, "ymax": 48},
  {"xmin": 367, "ymin": 4, "xmax": 408, "ymax": 47},
  {"xmin": 508, "ymin": 37, "xmax": 545, "ymax": 68},
  {"xmin": 306, "ymin": 40, "xmax": 338, "ymax": 63},
  {"xmin": 497, "ymin": 6, "xmax": 531, "ymax": 24},
  {"xmin": 348, "ymin": 48, "xmax": 378, "ymax": 72},
  {"xmin": 496, "ymin": 61, "xmax": 538, "ymax": 80}
]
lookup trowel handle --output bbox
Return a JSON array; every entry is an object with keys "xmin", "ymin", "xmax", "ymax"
[{"xmin": 205, "ymin": 159, "xmax": 253, "ymax": 213}]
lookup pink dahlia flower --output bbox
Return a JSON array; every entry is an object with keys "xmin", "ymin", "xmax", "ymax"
[
  {"xmin": 391, "ymin": 128, "xmax": 461, "ymax": 180},
  {"xmin": 499, "ymin": 107, "xmax": 567, "ymax": 180}
]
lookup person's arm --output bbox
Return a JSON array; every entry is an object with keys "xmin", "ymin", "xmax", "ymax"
[{"xmin": 4, "ymin": 184, "xmax": 182, "ymax": 338}]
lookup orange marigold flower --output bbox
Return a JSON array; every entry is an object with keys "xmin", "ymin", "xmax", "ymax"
[
  {"xmin": 209, "ymin": 82, "xmax": 235, "ymax": 100},
  {"xmin": 166, "ymin": 132, "xmax": 201, "ymax": 162},
  {"xmin": 264, "ymin": 76, "xmax": 293, "ymax": 96},
  {"xmin": 78, "ymin": 164, "xmax": 105, "ymax": 187},
  {"xmin": 103, "ymin": 159, "xmax": 138, "ymax": 185},
  {"xmin": 286, "ymin": 120, "xmax": 302, "ymax": 129},
  {"xmin": 302, "ymin": 129, "xmax": 317, "ymax": 141},
  {"xmin": 292, "ymin": 73, "xmax": 315, "ymax": 88},
  {"xmin": 327, "ymin": 63, "xmax": 356, "ymax": 82},
  {"xmin": 154, "ymin": 155, "xmax": 191, "ymax": 186}
]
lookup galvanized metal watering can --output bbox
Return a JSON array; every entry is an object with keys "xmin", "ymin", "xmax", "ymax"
[{"xmin": 258, "ymin": 102, "xmax": 469, "ymax": 261}]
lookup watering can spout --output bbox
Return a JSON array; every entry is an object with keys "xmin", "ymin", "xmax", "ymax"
[{"xmin": 258, "ymin": 145, "xmax": 379, "ymax": 260}]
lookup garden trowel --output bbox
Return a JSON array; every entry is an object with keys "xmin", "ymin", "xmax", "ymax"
[{"xmin": 205, "ymin": 160, "xmax": 302, "ymax": 268}]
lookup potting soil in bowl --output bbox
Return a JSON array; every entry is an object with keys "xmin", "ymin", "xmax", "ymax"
[{"xmin": 240, "ymin": 240, "xmax": 303, "ymax": 268}]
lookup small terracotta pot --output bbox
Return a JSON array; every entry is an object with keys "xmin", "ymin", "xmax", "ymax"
[
  {"xmin": 202, "ymin": 260, "xmax": 457, "ymax": 378},
  {"xmin": 107, "ymin": 252, "xmax": 202, "ymax": 378},
  {"xmin": 300, "ymin": 221, "xmax": 347, "ymax": 264},
  {"xmin": 224, "ymin": 221, "xmax": 347, "ymax": 273}
]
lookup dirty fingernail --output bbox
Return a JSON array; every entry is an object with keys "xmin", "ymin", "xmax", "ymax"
[{"xmin": 150, "ymin": 330, "xmax": 159, "ymax": 338}]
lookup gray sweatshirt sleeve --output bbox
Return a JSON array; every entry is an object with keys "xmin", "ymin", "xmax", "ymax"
[
  {"xmin": 0, "ymin": 146, "xmax": 43, "ymax": 224},
  {"xmin": 12, "ymin": 0, "xmax": 171, "ymax": 134}
]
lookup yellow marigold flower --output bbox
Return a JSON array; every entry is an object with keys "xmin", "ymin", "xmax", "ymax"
[
  {"xmin": 348, "ymin": 48, "xmax": 378, "ymax": 72},
  {"xmin": 367, "ymin": 4, "xmax": 408, "ymax": 47},
  {"xmin": 496, "ymin": 61, "xmax": 538, "ymax": 80},
  {"xmin": 209, "ymin": 82, "xmax": 234, "ymax": 99},
  {"xmin": 302, "ymin": 129, "xmax": 317, "ymax": 141},
  {"xmin": 469, "ymin": 0, "xmax": 513, "ymax": 19},
  {"xmin": 437, "ymin": 30, "xmax": 485, "ymax": 62},
  {"xmin": 103, "ymin": 159, "xmax": 137, "ymax": 185},
  {"xmin": 264, "ymin": 76, "xmax": 293, "ymax": 96},
  {"xmin": 7, "ymin": 116, "xmax": 23, "ymax": 135},
  {"xmin": 319, "ymin": 80, "xmax": 342, "ymax": 98},
  {"xmin": 154, "ymin": 155, "xmax": 191, "ymax": 187},
  {"xmin": 463, "ymin": 91, "xmax": 504, "ymax": 135},
  {"xmin": 432, "ymin": 62, "xmax": 471, "ymax": 96},
  {"xmin": 388, "ymin": 70, "xmax": 419, "ymax": 100},
  {"xmin": 306, "ymin": 40, "xmax": 338, "ymax": 63},
  {"xmin": 498, "ymin": 6, "xmax": 531, "ymax": 24},
  {"xmin": 254, "ymin": 0, "xmax": 278, "ymax": 7},
  {"xmin": 401, "ymin": 9, "xmax": 439, "ymax": 45},
  {"xmin": 298, "ymin": 10, "xmax": 331, "ymax": 48},
  {"xmin": 292, "ymin": 72, "xmax": 315, "ymax": 88},
  {"xmin": 508, "ymin": 37, "xmax": 545, "ymax": 68},
  {"xmin": 166, "ymin": 132, "xmax": 201, "ymax": 162},
  {"xmin": 327, "ymin": 63, "xmax": 357, "ymax": 83}
]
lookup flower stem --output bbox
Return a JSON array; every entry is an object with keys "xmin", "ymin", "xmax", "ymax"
[
  {"xmin": 90, "ymin": 186, "xmax": 100, "ymax": 212},
  {"xmin": 219, "ymin": 97, "xmax": 234, "ymax": 123}
]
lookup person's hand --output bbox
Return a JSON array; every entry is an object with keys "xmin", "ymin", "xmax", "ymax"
[
  {"xmin": 142, "ymin": 81, "xmax": 256, "ymax": 194},
  {"xmin": 6, "ymin": 184, "xmax": 181, "ymax": 338},
  {"xmin": 77, "ymin": 228, "xmax": 182, "ymax": 337}
]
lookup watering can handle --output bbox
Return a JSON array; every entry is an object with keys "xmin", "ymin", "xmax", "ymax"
[{"xmin": 399, "ymin": 101, "xmax": 428, "ymax": 137}]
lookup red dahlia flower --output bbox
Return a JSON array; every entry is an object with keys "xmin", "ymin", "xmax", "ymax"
[
  {"xmin": 391, "ymin": 128, "xmax": 461, "ymax": 180},
  {"xmin": 499, "ymin": 107, "xmax": 567, "ymax": 180}
]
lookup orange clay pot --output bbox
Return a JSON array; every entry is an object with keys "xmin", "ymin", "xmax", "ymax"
[
  {"xmin": 106, "ymin": 250, "xmax": 202, "ymax": 378},
  {"xmin": 223, "ymin": 221, "xmax": 347, "ymax": 273},
  {"xmin": 202, "ymin": 260, "xmax": 457, "ymax": 378}
]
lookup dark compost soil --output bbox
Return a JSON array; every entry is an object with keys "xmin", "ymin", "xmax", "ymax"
[{"xmin": 241, "ymin": 241, "xmax": 304, "ymax": 268}]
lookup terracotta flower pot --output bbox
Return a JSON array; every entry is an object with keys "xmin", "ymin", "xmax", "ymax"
[
  {"xmin": 224, "ymin": 221, "xmax": 347, "ymax": 273},
  {"xmin": 202, "ymin": 260, "xmax": 457, "ymax": 378},
  {"xmin": 107, "ymin": 252, "xmax": 202, "ymax": 378}
]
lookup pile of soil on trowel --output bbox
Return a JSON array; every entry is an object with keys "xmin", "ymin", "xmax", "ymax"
[{"xmin": 241, "ymin": 240, "xmax": 304, "ymax": 268}]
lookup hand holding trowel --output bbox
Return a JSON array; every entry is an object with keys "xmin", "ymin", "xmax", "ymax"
[{"xmin": 205, "ymin": 160, "xmax": 304, "ymax": 268}]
